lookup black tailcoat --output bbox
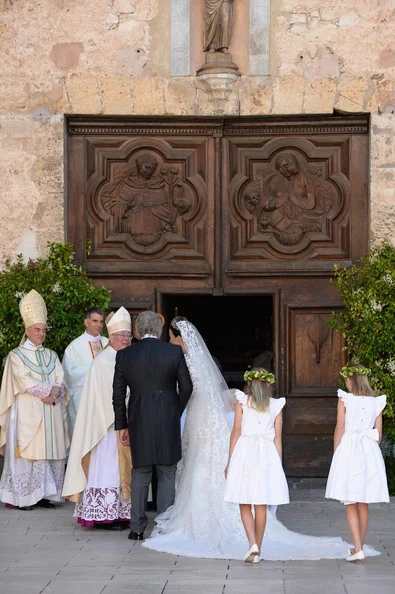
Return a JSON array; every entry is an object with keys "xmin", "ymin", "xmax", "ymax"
[{"xmin": 112, "ymin": 338, "xmax": 193, "ymax": 468}]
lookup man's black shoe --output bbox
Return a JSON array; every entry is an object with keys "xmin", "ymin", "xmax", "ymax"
[
  {"xmin": 128, "ymin": 530, "xmax": 144, "ymax": 540},
  {"xmin": 35, "ymin": 499, "xmax": 56, "ymax": 509},
  {"xmin": 94, "ymin": 523, "xmax": 124, "ymax": 531}
]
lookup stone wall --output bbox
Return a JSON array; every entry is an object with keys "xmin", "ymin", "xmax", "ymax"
[{"xmin": 0, "ymin": 0, "xmax": 394, "ymax": 262}]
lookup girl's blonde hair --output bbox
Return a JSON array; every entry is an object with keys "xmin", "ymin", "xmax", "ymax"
[
  {"xmin": 347, "ymin": 374, "xmax": 375, "ymax": 396},
  {"xmin": 343, "ymin": 360, "xmax": 375, "ymax": 396},
  {"xmin": 246, "ymin": 367, "xmax": 272, "ymax": 412}
]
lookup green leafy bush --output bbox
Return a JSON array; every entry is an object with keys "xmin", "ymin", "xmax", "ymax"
[
  {"xmin": 0, "ymin": 242, "xmax": 111, "ymax": 361},
  {"xmin": 328, "ymin": 242, "xmax": 395, "ymax": 491}
]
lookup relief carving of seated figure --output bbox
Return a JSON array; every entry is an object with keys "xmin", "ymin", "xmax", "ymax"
[
  {"xmin": 103, "ymin": 152, "xmax": 190, "ymax": 247},
  {"xmin": 259, "ymin": 152, "xmax": 323, "ymax": 246}
]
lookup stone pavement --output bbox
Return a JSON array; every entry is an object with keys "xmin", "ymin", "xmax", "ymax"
[{"xmin": 0, "ymin": 491, "xmax": 393, "ymax": 594}]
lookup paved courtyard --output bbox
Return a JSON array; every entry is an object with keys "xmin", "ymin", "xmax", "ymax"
[{"xmin": 0, "ymin": 491, "xmax": 393, "ymax": 594}]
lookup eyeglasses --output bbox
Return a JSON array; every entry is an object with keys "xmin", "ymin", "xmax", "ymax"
[{"xmin": 112, "ymin": 333, "xmax": 132, "ymax": 338}]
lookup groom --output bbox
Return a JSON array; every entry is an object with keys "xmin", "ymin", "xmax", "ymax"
[{"xmin": 113, "ymin": 310, "xmax": 193, "ymax": 540}]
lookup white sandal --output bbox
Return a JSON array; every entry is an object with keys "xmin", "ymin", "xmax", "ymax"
[
  {"xmin": 243, "ymin": 543, "xmax": 259, "ymax": 563},
  {"xmin": 347, "ymin": 547, "xmax": 354, "ymax": 556},
  {"xmin": 346, "ymin": 550, "xmax": 364, "ymax": 562}
]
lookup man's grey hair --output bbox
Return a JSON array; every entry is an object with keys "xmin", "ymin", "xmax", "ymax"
[{"xmin": 135, "ymin": 311, "xmax": 162, "ymax": 339}]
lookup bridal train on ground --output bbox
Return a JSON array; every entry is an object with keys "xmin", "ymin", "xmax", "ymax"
[{"xmin": 143, "ymin": 322, "xmax": 379, "ymax": 561}]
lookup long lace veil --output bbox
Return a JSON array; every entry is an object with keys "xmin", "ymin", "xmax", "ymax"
[
  {"xmin": 149, "ymin": 319, "xmax": 243, "ymax": 552},
  {"xmin": 175, "ymin": 320, "xmax": 235, "ymax": 429}
]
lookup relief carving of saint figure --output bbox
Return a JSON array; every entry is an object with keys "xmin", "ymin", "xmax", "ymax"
[
  {"xmin": 244, "ymin": 152, "xmax": 336, "ymax": 246},
  {"xmin": 102, "ymin": 152, "xmax": 190, "ymax": 247},
  {"xmin": 204, "ymin": 0, "xmax": 234, "ymax": 53}
]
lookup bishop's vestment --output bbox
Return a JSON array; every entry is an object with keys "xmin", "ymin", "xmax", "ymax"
[
  {"xmin": 62, "ymin": 345, "xmax": 131, "ymax": 526},
  {"xmin": 0, "ymin": 340, "xmax": 69, "ymax": 507}
]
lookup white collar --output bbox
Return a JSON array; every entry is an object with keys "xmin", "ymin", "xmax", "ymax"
[
  {"xmin": 141, "ymin": 334, "xmax": 158, "ymax": 340},
  {"xmin": 83, "ymin": 331, "xmax": 102, "ymax": 341},
  {"xmin": 23, "ymin": 339, "xmax": 44, "ymax": 351}
]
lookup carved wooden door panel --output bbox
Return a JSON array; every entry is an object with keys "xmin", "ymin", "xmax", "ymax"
[
  {"xmin": 221, "ymin": 117, "xmax": 369, "ymax": 277},
  {"xmin": 221, "ymin": 117, "xmax": 369, "ymax": 476},
  {"xmin": 282, "ymin": 302, "xmax": 345, "ymax": 476},
  {"xmin": 67, "ymin": 115, "xmax": 369, "ymax": 476},
  {"xmin": 67, "ymin": 119, "xmax": 222, "ymax": 282}
]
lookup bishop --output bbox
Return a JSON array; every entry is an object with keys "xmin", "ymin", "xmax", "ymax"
[{"xmin": 0, "ymin": 290, "xmax": 69, "ymax": 509}]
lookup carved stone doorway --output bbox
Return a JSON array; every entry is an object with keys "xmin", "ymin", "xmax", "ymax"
[{"xmin": 66, "ymin": 114, "xmax": 370, "ymax": 477}]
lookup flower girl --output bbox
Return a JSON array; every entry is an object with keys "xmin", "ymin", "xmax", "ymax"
[
  {"xmin": 224, "ymin": 368, "xmax": 289, "ymax": 563},
  {"xmin": 325, "ymin": 363, "xmax": 389, "ymax": 562}
]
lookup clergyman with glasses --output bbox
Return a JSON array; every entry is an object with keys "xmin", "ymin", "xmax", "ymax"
[{"xmin": 62, "ymin": 307, "xmax": 132, "ymax": 530}]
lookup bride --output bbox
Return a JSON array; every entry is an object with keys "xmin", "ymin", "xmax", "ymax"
[{"xmin": 143, "ymin": 318, "xmax": 378, "ymax": 560}]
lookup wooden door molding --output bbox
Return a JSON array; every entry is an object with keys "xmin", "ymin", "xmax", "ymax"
[
  {"xmin": 285, "ymin": 304, "xmax": 345, "ymax": 397},
  {"xmin": 66, "ymin": 115, "xmax": 370, "ymax": 478},
  {"xmin": 109, "ymin": 295, "xmax": 154, "ymax": 312},
  {"xmin": 67, "ymin": 114, "xmax": 369, "ymax": 281},
  {"xmin": 222, "ymin": 118, "xmax": 369, "ymax": 278},
  {"xmin": 67, "ymin": 118, "xmax": 223, "ymax": 279},
  {"xmin": 84, "ymin": 135, "xmax": 211, "ymax": 276},
  {"xmin": 282, "ymin": 302, "xmax": 345, "ymax": 476},
  {"xmin": 154, "ymin": 286, "xmax": 215, "ymax": 312}
]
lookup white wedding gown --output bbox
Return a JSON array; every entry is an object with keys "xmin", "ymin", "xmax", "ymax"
[{"xmin": 143, "ymin": 322, "xmax": 379, "ymax": 560}]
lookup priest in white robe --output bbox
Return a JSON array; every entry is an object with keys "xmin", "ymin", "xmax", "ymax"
[
  {"xmin": 62, "ymin": 307, "xmax": 132, "ymax": 530},
  {"xmin": 62, "ymin": 307, "xmax": 108, "ymax": 438},
  {"xmin": 0, "ymin": 290, "xmax": 69, "ymax": 510}
]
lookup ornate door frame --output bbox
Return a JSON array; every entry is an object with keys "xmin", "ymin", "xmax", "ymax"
[{"xmin": 66, "ymin": 114, "xmax": 369, "ymax": 476}]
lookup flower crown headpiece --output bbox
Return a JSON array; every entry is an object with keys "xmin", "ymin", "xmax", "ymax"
[
  {"xmin": 340, "ymin": 364, "xmax": 369, "ymax": 378},
  {"xmin": 244, "ymin": 370, "xmax": 276, "ymax": 384}
]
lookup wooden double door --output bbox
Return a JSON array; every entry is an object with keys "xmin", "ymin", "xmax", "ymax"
[{"xmin": 66, "ymin": 115, "xmax": 369, "ymax": 476}]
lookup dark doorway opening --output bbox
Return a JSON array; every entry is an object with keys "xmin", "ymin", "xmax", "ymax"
[{"xmin": 163, "ymin": 295, "xmax": 274, "ymax": 390}]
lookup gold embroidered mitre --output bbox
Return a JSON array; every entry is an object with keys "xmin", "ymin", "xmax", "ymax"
[
  {"xmin": 19, "ymin": 289, "xmax": 47, "ymax": 329},
  {"xmin": 106, "ymin": 307, "xmax": 131, "ymax": 335}
]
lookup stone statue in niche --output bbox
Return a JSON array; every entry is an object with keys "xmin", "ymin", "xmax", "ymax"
[
  {"xmin": 204, "ymin": 0, "xmax": 235, "ymax": 53},
  {"xmin": 244, "ymin": 152, "xmax": 336, "ymax": 246},
  {"xmin": 197, "ymin": 0, "xmax": 239, "ymax": 112},
  {"xmin": 102, "ymin": 152, "xmax": 190, "ymax": 247}
]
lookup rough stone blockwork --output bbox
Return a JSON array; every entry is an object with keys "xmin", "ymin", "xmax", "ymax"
[{"xmin": 0, "ymin": 0, "xmax": 394, "ymax": 262}]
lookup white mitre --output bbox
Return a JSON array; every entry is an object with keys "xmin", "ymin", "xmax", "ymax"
[
  {"xmin": 19, "ymin": 289, "xmax": 47, "ymax": 329},
  {"xmin": 105, "ymin": 306, "xmax": 131, "ymax": 335}
]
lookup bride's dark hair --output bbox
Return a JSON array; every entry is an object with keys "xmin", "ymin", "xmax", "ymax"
[{"xmin": 170, "ymin": 316, "xmax": 188, "ymax": 337}]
